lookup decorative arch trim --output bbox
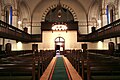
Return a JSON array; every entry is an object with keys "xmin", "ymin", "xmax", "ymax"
[{"xmin": 41, "ymin": 4, "xmax": 77, "ymax": 22}]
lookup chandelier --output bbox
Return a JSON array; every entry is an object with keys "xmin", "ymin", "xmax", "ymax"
[
  {"xmin": 51, "ymin": 0, "xmax": 68, "ymax": 31},
  {"xmin": 52, "ymin": 22, "xmax": 67, "ymax": 31}
]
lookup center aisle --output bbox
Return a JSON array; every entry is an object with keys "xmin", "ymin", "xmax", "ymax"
[{"xmin": 51, "ymin": 56, "xmax": 69, "ymax": 80}]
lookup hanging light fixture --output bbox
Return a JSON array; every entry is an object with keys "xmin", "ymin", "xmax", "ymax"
[
  {"xmin": 51, "ymin": 0, "xmax": 68, "ymax": 31},
  {"xmin": 52, "ymin": 22, "xmax": 67, "ymax": 30}
]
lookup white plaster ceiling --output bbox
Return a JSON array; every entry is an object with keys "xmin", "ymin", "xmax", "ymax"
[
  {"xmin": 17, "ymin": 0, "xmax": 100, "ymax": 22},
  {"xmin": 21, "ymin": 0, "xmax": 98, "ymax": 14}
]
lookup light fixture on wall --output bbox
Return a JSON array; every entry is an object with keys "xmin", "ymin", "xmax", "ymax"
[
  {"xmin": 51, "ymin": 0, "xmax": 68, "ymax": 32},
  {"xmin": 18, "ymin": 19, "xmax": 22, "ymax": 30},
  {"xmin": 18, "ymin": 20, "xmax": 22, "ymax": 25}
]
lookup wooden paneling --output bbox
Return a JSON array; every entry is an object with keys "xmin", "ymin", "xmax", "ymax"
[{"xmin": 41, "ymin": 21, "xmax": 78, "ymax": 31}]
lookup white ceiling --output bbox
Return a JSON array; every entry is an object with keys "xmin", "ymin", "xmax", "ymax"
[
  {"xmin": 17, "ymin": 0, "xmax": 100, "ymax": 22},
  {"xmin": 21, "ymin": 0, "xmax": 97, "ymax": 14}
]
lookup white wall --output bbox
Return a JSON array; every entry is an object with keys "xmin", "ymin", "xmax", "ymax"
[{"xmin": 41, "ymin": 31, "xmax": 81, "ymax": 50}]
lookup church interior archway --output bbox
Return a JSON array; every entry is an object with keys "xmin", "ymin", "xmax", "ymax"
[{"xmin": 55, "ymin": 37, "xmax": 65, "ymax": 55}]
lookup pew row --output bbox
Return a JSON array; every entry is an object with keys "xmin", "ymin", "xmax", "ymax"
[
  {"xmin": 0, "ymin": 50, "xmax": 55, "ymax": 80},
  {"xmin": 66, "ymin": 50, "xmax": 120, "ymax": 80},
  {"xmin": 40, "ymin": 56, "xmax": 57, "ymax": 80}
]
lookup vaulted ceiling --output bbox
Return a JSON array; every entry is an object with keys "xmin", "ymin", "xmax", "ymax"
[
  {"xmin": 18, "ymin": 0, "xmax": 100, "ymax": 22},
  {"xmin": 21, "ymin": 0, "xmax": 99, "ymax": 14}
]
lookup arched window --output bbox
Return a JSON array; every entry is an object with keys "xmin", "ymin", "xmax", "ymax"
[
  {"xmin": 5, "ymin": 6, "xmax": 12, "ymax": 25},
  {"xmin": 55, "ymin": 37, "xmax": 65, "ymax": 52},
  {"xmin": 106, "ymin": 4, "xmax": 115, "ymax": 24},
  {"xmin": 55, "ymin": 37, "xmax": 65, "ymax": 43},
  {"xmin": 0, "ymin": 4, "xmax": 1, "ymax": 20}
]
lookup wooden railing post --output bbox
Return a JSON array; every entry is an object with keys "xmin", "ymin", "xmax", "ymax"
[
  {"xmin": 81, "ymin": 60, "xmax": 84, "ymax": 80},
  {"xmin": 38, "ymin": 52, "xmax": 40, "ymax": 80},
  {"xmin": 87, "ymin": 59, "xmax": 90, "ymax": 80},
  {"xmin": 32, "ymin": 51, "xmax": 36, "ymax": 80}
]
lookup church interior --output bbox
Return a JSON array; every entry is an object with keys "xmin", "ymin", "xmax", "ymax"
[{"xmin": 0, "ymin": 0, "xmax": 120, "ymax": 80}]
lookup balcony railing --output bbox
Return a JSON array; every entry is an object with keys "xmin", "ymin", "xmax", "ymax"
[
  {"xmin": 1, "ymin": 19, "xmax": 120, "ymax": 42},
  {"xmin": 0, "ymin": 20, "xmax": 41, "ymax": 42},
  {"xmin": 78, "ymin": 19, "xmax": 120, "ymax": 42}
]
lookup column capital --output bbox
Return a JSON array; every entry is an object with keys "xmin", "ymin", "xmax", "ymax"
[
  {"xmin": 12, "ymin": 9, "xmax": 18, "ymax": 16},
  {"xmin": 101, "ymin": 8, "xmax": 106, "ymax": 15},
  {"xmin": 1, "ymin": 10, "xmax": 5, "ymax": 16}
]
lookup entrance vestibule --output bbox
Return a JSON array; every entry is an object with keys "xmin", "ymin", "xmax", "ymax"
[{"xmin": 55, "ymin": 37, "xmax": 65, "ymax": 55}]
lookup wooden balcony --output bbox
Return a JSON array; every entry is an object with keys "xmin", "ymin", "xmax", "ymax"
[
  {"xmin": 0, "ymin": 20, "xmax": 42, "ymax": 42},
  {"xmin": 78, "ymin": 19, "xmax": 120, "ymax": 42},
  {"xmin": 41, "ymin": 21, "xmax": 78, "ymax": 31},
  {"xmin": 31, "ymin": 34, "xmax": 42, "ymax": 42},
  {"xmin": 1, "ymin": 19, "xmax": 120, "ymax": 43}
]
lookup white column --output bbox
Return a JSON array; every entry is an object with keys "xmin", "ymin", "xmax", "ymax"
[
  {"xmin": 102, "ymin": 15, "xmax": 107, "ymax": 26},
  {"xmin": 12, "ymin": 10, "xmax": 18, "ymax": 28},
  {"xmin": 1, "ymin": 10, "xmax": 5, "ymax": 21},
  {"xmin": 115, "ymin": 10, "xmax": 119, "ymax": 20},
  {"xmin": 101, "ymin": 7, "xmax": 107, "ymax": 26}
]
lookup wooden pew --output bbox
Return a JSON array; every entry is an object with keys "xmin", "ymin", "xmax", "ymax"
[
  {"xmin": 0, "ymin": 50, "xmax": 33, "ymax": 59},
  {"xmin": 0, "ymin": 50, "xmax": 55, "ymax": 80},
  {"xmin": 0, "ymin": 50, "xmax": 36, "ymax": 80},
  {"xmin": 88, "ymin": 49, "xmax": 120, "ymax": 57},
  {"xmin": 86, "ymin": 52, "xmax": 120, "ymax": 80},
  {"xmin": 66, "ymin": 50, "xmax": 120, "ymax": 80}
]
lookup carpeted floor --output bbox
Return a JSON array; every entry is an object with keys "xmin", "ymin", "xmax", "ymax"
[{"xmin": 52, "ymin": 57, "xmax": 69, "ymax": 80}]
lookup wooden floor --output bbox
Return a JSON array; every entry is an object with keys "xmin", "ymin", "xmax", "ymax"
[{"xmin": 63, "ymin": 55, "xmax": 82, "ymax": 80}]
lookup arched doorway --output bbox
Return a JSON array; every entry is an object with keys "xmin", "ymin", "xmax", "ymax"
[{"xmin": 55, "ymin": 37, "xmax": 65, "ymax": 55}]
